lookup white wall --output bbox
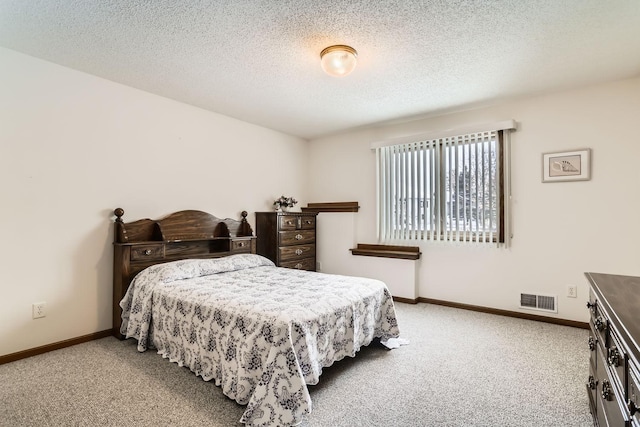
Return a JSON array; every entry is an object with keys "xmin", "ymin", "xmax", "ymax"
[
  {"xmin": 315, "ymin": 213, "xmax": 419, "ymax": 299},
  {"xmin": 0, "ymin": 47, "xmax": 309, "ymax": 356},
  {"xmin": 308, "ymin": 76, "xmax": 640, "ymax": 323},
  {"xmin": 2, "ymin": 45, "xmax": 637, "ymax": 357}
]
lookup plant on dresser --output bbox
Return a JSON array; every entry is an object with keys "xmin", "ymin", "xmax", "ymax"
[
  {"xmin": 255, "ymin": 211, "xmax": 317, "ymax": 271},
  {"xmin": 273, "ymin": 195, "xmax": 298, "ymax": 211},
  {"xmin": 585, "ymin": 272, "xmax": 640, "ymax": 427}
]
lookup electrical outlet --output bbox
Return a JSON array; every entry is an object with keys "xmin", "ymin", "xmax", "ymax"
[
  {"xmin": 567, "ymin": 285, "xmax": 577, "ymax": 298},
  {"xmin": 32, "ymin": 302, "xmax": 46, "ymax": 319}
]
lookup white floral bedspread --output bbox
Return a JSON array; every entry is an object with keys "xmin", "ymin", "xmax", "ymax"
[{"xmin": 120, "ymin": 254, "xmax": 400, "ymax": 426}]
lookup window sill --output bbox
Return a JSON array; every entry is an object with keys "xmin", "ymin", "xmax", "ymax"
[{"xmin": 349, "ymin": 244, "xmax": 421, "ymax": 260}]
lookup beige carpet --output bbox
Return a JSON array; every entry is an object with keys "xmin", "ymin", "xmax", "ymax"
[{"xmin": 0, "ymin": 302, "xmax": 592, "ymax": 426}]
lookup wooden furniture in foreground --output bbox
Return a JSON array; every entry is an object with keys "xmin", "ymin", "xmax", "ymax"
[
  {"xmin": 585, "ymin": 272, "xmax": 640, "ymax": 426},
  {"xmin": 255, "ymin": 211, "xmax": 318, "ymax": 271},
  {"xmin": 112, "ymin": 208, "xmax": 256, "ymax": 339}
]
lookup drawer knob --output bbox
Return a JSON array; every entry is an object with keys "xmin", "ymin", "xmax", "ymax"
[
  {"xmin": 588, "ymin": 337, "xmax": 596, "ymax": 351},
  {"xmin": 602, "ymin": 380, "xmax": 613, "ymax": 401},
  {"xmin": 286, "ymin": 221, "xmax": 293, "ymax": 225},
  {"xmin": 587, "ymin": 375, "xmax": 597, "ymax": 390},
  {"xmin": 237, "ymin": 242, "xmax": 245, "ymax": 247},
  {"xmin": 594, "ymin": 317, "xmax": 605, "ymax": 331},
  {"xmin": 607, "ymin": 347, "xmax": 621, "ymax": 367},
  {"xmin": 305, "ymin": 220, "xmax": 312, "ymax": 224},
  {"xmin": 295, "ymin": 249, "xmax": 303, "ymax": 256},
  {"xmin": 295, "ymin": 263, "xmax": 303, "ymax": 269},
  {"xmin": 144, "ymin": 249, "xmax": 152, "ymax": 255},
  {"xmin": 295, "ymin": 234, "xmax": 303, "ymax": 240}
]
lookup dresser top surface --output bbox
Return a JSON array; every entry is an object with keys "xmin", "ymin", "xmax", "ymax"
[
  {"xmin": 256, "ymin": 211, "xmax": 318, "ymax": 216},
  {"xmin": 586, "ymin": 272, "xmax": 640, "ymax": 363}
]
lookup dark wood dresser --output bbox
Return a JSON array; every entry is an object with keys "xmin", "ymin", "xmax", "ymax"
[
  {"xmin": 585, "ymin": 272, "xmax": 640, "ymax": 426},
  {"xmin": 255, "ymin": 211, "xmax": 318, "ymax": 271}
]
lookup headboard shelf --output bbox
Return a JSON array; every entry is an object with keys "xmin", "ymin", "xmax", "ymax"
[
  {"xmin": 112, "ymin": 208, "xmax": 256, "ymax": 339},
  {"xmin": 116, "ymin": 236, "xmax": 233, "ymax": 245}
]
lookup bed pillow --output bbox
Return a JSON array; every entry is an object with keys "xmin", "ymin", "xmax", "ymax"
[{"xmin": 142, "ymin": 254, "xmax": 275, "ymax": 284}]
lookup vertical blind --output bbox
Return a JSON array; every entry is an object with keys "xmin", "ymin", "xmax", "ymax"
[{"xmin": 375, "ymin": 127, "xmax": 512, "ymax": 245}]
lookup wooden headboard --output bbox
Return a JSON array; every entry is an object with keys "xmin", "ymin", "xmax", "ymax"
[{"xmin": 112, "ymin": 208, "xmax": 256, "ymax": 339}]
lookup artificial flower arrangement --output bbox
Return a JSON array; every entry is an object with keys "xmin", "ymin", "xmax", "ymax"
[{"xmin": 273, "ymin": 195, "xmax": 298, "ymax": 210}]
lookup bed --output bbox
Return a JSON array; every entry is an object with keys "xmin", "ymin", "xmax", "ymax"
[{"xmin": 112, "ymin": 208, "xmax": 400, "ymax": 426}]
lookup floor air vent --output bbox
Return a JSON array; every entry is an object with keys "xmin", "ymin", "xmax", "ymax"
[{"xmin": 520, "ymin": 293, "xmax": 557, "ymax": 313}]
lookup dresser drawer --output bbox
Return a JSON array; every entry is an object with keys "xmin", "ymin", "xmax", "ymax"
[
  {"xmin": 231, "ymin": 239, "xmax": 252, "ymax": 253},
  {"xmin": 587, "ymin": 361, "xmax": 598, "ymax": 416},
  {"xmin": 278, "ymin": 215, "xmax": 316, "ymax": 231},
  {"xmin": 279, "ymin": 215, "xmax": 298, "ymax": 230},
  {"xmin": 280, "ymin": 257, "xmax": 315, "ymax": 271},
  {"xmin": 630, "ymin": 365, "xmax": 640, "ymax": 425},
  {"xmin": 279, "ymin": 244, "xmax": 315, "ymax": 261},
  {"xmin": 590, "ymin": 292, "xmax": 609, "ymax": 347},
  {"xmin": 596, "ymin": 346, "xmax": 630, "ymax": 426},
  {"xmin": 130, "ymin": 244, "xmax": 164, "ymax": 261},
  {"xmin": 279, "ymin": 230, "xmax": 315, "ymax": 246},
  {"xmin": 606, "ymin": 328, "xmax": 628, "ymax": 392},
  {"xmin": 299, "ymin": 216, "xmax": 315, "ymax": 230},
  {"xmin": 589, "ymin": 327, "xmax": 599, "ymax": 369}
]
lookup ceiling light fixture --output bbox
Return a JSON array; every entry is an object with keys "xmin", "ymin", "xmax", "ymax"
[{"xmin": 320, "ymin": 45, "xmax": 358, "ymax": 77}]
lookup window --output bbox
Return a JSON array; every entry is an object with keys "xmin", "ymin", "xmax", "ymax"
[{"xmin": 374, "ymin": 122, "xmax": 514, "ymax": 244}]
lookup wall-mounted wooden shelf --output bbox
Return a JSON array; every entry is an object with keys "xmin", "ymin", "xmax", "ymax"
[
  {"xmin": 301, "ymin": 202, "xmax": 359, "ymax": 213},
  {"xmin": 350, "ymin": 243, "xmax": 421, "ymax": 260}
]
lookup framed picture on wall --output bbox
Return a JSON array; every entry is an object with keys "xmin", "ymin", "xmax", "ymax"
[{"xmin": 542, "ymin": 148, "xmax": 591, "ymax": 182}]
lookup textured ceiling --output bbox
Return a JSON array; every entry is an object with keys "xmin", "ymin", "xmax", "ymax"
[{"xmin": 1, "ymin": 0, "xmax": 639, "ymax": 139}]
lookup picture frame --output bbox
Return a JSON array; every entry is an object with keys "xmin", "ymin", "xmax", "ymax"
[{"xmin": 542, "ymin": 148, "xmax": 591, "ymax": 183}]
